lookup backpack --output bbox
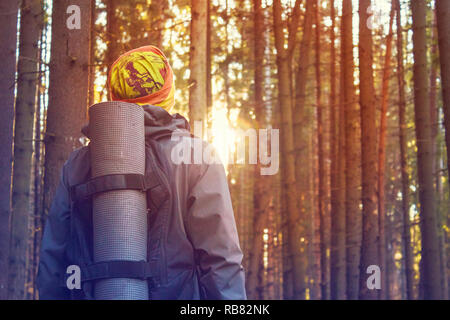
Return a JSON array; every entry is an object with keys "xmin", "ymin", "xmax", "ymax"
[{"xmin": 65, "ymin": 138, "xmax": 172, "ymax": 299}]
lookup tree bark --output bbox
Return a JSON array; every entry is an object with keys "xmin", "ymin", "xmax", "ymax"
[
  {"xmin": 0, "ymin": 0, "xmax": 19, "ymax": 300},
  {"xmin": 294, "ymin": 0, "xmax": 314, "ymax": 209},
  {"xmin": 411, "ymin": 0, "xmax": 442, "ymax": 300},
  {"xmin": 43, "ymin": 0, "xmax": 91, "ymax": 228},
  {"xmin": 436, "ymin": 0, "xmax": 450, "ymax": 186},
  {"xmin": 273, "ymin": 0, "xmax": 303, "ymax": 300},
  {"xmin": 435, "ymin": 0, "xmax": 450, "ymax": 301},
  {"xmin": 342, "ymin": 0, "xmax": 360, "ymax": 300},
  {"xmin": 148, "ymin": 0, "xmax": 166, "ymax": 49},
  {"xmin": 189, "ymin": 0, "xmax": 207, "ymax": 129},
  {"xmin": 31, "ymin": 45, "xmax": 45, "ymax": 298},
  {"xmin": 223, "ymin": 1, "xmax": 230, "ymax": 115},
  {"xmin": 246, "ymin": 0, "xmax": 268, "ymax": 299},
  {"xmin": 358, "ymin": 0, "xmax": 379, "ymax": 300},
  {"xmin": 394, "ymin": 0, "xmax": 414, "ymax": 300},
  {"xmin": 314, "ymin": 0, "xmax": 328, "ymax": 300},
  {"xmin": 8, "ymin": 0, "xmax": 43, "ymax": 300},
  {"xmin": 105, "ymin": 0, "xmax": 119, "ymax": 97},
  {"xmin": 330, "ymin": 0, "xmax": 346, "ymax": 300},
  {"xmin": 292, "ymin": 0, "xmax": 314, "ymax": 300},
  {"xmin": 376, "ymin": 2, "xmax": 395, "ymax": 300},
  {"xmin": 429, "ymin": 9, "xmax": 447, "ymax": 301},
  {"xmin": 88, "ymin": 2, "xmax": 96, "ymax": 106},
  {"xmin": 206, "ymin": 0, "xmax": 212, "ymax": 118},
  {"xmin": 429, "ymin": 13, "xmax": 438, "ymax": 186}
]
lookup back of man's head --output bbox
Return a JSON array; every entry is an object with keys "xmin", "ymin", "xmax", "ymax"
[{"xmin": 108, "ymin": 45, "xmax": 175, "ymax": 110}]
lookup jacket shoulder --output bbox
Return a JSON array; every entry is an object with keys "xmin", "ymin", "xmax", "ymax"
[{"xmin": 64, "ymin": 146, "xmax": 91, "ymax": 187}]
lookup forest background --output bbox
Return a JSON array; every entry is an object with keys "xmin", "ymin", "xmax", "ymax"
[{"xmin": 0, "ymin": 0, "xmax": 449, "ymax": 300}]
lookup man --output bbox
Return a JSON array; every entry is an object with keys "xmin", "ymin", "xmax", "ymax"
[{"xmin": 37, "ymin": 46, "xmax": 246, "ymax": 300}]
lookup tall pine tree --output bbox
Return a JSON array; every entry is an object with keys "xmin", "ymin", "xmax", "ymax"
[
  {"xmin": 411, "ymin": 0, "xmax": 442, "ymax": 300},
  {"xmin": 0, "ymin": 0, "xmax": 19, "ymax": 300},
  {"xmin": 8, "ymin": 0, "xmax": 43, "ymax": 300}
]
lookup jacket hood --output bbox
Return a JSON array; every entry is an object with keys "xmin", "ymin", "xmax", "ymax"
[{"xmin": 82, "ymin": 104, "xmax": 190, "ymax": 141}]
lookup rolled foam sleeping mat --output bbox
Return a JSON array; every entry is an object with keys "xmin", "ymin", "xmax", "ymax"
[{"xmin": 88, "ymin": 101, "xmax": 148, "ymax": 300}]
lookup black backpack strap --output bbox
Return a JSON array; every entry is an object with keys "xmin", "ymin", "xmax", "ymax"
[
  {"xmin": 62, "ymin": 260, "xmax": 158, "ymax": 293},
  {"xmin": 80, "ymin": 260, "xmax": 157, "ymax": 282},
  {"xmin": 69, "ymin": 173, "xmax": 160, "ymax": 202}
]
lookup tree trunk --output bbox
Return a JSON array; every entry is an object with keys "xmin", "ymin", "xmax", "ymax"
[
  {"xmin": 246, "ymin": 203, "xmax": 265, "ymax": 298},
  {"xmin": 224, "ymin": 1, "xmax": 231, "ymax": 115},
  {"xmin": 429, "ymin": 13, "xmax": 438, "ymax": 187},
  {"xmin": 311, "ymin": 136, "xmax": 321, "ymax": 299},
  {"xmin": 411, "ymin": 0, "xmax": 442, "ymax": 300},
  {"xmin": 206, "ymin": 0, "xmax": 212, "ymax": 118},
  {"xmin": 106, "ymin": 0, "xmax": 119, "ymax": 97},
  {"xmin": 376, "ymin": 2, "xmax": 395, "ymax": 300},
  {"xmin": 330, "ymin": 0, "xmax": 346, "ymax": 299},
  {"xmin": 0, "ymin": 0, "xmax": 19, "ymax": 300},
  {"xmin": 429, "ymin": 10, "xmax": 448, "ymax": 301},
  {"xmin": 293, "ymin": 0, "xmax": 314, "ymax": 300},
  {"xmin": 394, "ymin": 0, "xmax": 414, "ymax": 300},
  {"xmin": 358, "ymin": 0, "xmax": 379, "ymax": 300},
  {"xmin": 342, "ymin": 0, "xmax": 360, "ymax": 300},
  {"xmin": 43, "ymin": 0, "xmax": 91, "ymax": 226},
  {"xmin": 253, "ymin": 0, "xmax": 264, "ymax": 123},
  {"xmin": 336, "ymin": 67, "xmax": 347, "ymax": 299},
  {"xmin": 148, "ymin": 0, "xmax": 166, "ymax": 49},
  {"xmin": 8, "ymin": 0, "xmax": 43, "ymax": 300},
  {"xmin": 189, "ymin": 0, "xmax": 207, "ymax": 129},
  {"xmin": 31, "ymin": 51, "xmax": 44, "ymax": 299},
  {"xmin": 435, "ymin": 0, "xmax": 450, "ymax": 300},
  {"xmin": 314, "ymin": 0, "xmax": 328, "ymax": 300},
  {"xmin": 273, "ymin": 0, "xmax": 303, "ymax": 300},
  {"xmin": 294, "ymin": 0, "xmax": 314, "ymax": 213},
  {"xmin": 246, "ymin": 0, "xmax": 268, "ymax": 299},
  {"xmin": 436, "ymin": 0, "xmax": 450, "ymax": 186},
  {"xmin": 88, "ymin": 3, "xmax": 97, "ymax": 106}
]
